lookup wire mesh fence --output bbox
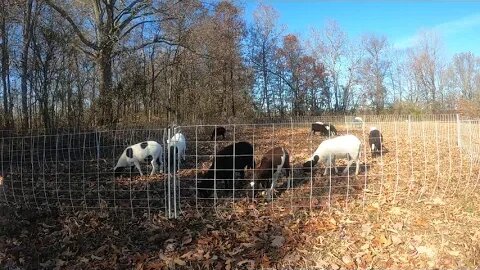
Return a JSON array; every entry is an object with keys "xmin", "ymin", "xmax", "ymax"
[{"xmin": 0, "ymin": 114, "xmax": 479, "ymax": 218}]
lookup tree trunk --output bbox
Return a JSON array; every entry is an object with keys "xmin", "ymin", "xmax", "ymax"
[
  {"xmin": 96, "ymin": 49, "xmax": 113, "ymax": 125},
  {"xmin": 230, "ymin": 64, "xmax": 235, "ymax": 117},
  {"xmin": 0, "ymin": 9, "xmax": 13, "ymax": 128},
  {"xmin": 20, "ymin": 0, "xmax": 34, "ymax": 130}
]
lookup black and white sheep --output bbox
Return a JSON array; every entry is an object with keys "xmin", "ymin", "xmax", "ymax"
[
  {"xmin": 114, "ymin": 141, "xmax": 163, "ymax": 176},
  {"xmin": 253, "ymin": 146, "xmax": 291, "ymax": 198},
  {"xmin": 311, "ymin": 122, "xmax": 337, "ymax": 136},
  {"xmin": 198, "ymin": 141, "xmax": 255, "ymax": 197},
  {"xmin": 303, "ymin": 135, "xmax": 361, "ymax": 176},
  {"xmin": 210, "ymin": 126, "xmax": 226, "ymax": 141},
  {"xmin": 323, "ymin": 123, "xmax": 337, "ymax": 136},
  {"xmin": 311, "ymin": 122, "xmax": 325, "ymax": 135},
  {"xmin": 369, "ymin": 127, "xmax": 384, "ymax": 157}
]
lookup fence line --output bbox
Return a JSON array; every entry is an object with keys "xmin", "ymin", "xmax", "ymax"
[{"xmin": 0, "ymin": 114, "xmax": 479, "ymax": 218}]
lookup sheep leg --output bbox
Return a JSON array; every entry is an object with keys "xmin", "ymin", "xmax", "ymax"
[
  {"xmin": 150, "ymin": 159, "xmax": 157, "ymax": 176},
  {"xmin": 324, "ymin": 157, "xmax": 337, "ymax": 175},
  {"xmin": 355, "ymin": 157, "xmax": 360, "ymax": 175},
  {"xmin": 267, "ymin": 165, "xmax": 282, "ymax": 199},
  {"xmin": 342, "ymin": 158, "xmax": 355, "ymax": 175},
  {"xmin": 133, "ymin": 160, "xmax": 143, "ymax": 176},
  {"xmin": 332, "ymin": 157, "xmax": 338, "ymax": 174}
]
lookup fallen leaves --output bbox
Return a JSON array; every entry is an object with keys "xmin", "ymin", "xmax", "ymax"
[
  {"xmin": 415, "ymin": 246, "xmax": 436, "ymax": 258},
  {"xmin": 2, "ymin": 126, "xmax": 480, "ymax": 270},
  {"xmin": 270, "ymin": 235, "xmax": 285, "ymax": 248}
]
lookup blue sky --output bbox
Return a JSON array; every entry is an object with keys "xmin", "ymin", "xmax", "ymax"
[{"xmin": 242, "ymin": 1, "xmax": 480, "ymax": 56}]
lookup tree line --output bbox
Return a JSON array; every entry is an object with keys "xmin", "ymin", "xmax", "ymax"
[{"xmin": 1, "ymin": 0, "xmax": 479, "ymax": 132}]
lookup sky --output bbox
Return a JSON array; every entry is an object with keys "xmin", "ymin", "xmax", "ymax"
[{"xmin": 242, "ymin": 1, "xmax": 480, "ymax": 57}]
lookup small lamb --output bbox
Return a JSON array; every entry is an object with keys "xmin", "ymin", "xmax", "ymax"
[
  {"xmin": 114, "ymin": 141, "xmax": 163, "ymax": 176},
  {"xmin": 303, "ymin": 135, "xmax": 361, "ymax": 176}
]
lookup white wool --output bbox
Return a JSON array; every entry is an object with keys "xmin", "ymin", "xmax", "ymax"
[
  {"xmin": 370, "ymin": 126, "xmax": 378, "ymax": 132},
  {"xmin": 353, "ymin": 117, "xmax": 363, "ymax": 122},
  {"xmin": 308, "ymin": 135, "xmax": 361, "ymax": 175},
  {"xmin": 168, "ymin": 132, "xmax": 187, "ymax": 162}
]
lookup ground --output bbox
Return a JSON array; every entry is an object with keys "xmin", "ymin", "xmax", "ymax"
[{"xmin": 1, "ymin": 121, "xmax": 480, "ymax": 269}]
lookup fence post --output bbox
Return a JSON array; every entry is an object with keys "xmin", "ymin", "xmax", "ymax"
[
  {"xmin": 408, "ymin": 115, "xmax": 411, "ymax": 133},
  {"xmin": 344, "ymin": 115, "xmax": 348, "ymax": 132},
  {"xmin": 456, "ymin": 114, "xmax": 461, "ymax": 148}
]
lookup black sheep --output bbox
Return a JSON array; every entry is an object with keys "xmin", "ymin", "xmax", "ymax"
[
  {"xmin": 199, "ymin": 141, "xmax": 255, "ymax": 197},
  {"xmin": 369, "ymin": 127, "xmax": 384, "ymax": 157},
  {"xmin": 253, "ymin": 147, "xmax": 291, "ymax": 198},
  {"xmin": 311, "ymin": 122, "xmax": 336, "ymax": 136},
  {"xmin": 210, "ymin": 126, "xmax": 226, "ymax": 141}
]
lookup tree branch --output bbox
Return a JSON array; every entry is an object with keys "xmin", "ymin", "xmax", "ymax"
[
  {"xmin": 115, "ymin": 2, "xmax": 149, "ymax": 32},
  {"xmin": 118, "ymin": 19, "xmax": 156, "ymax": 40},
  {"xmin": 114, "ymin": 36, "xmax": 181, "ymax": 55},
  {"xmin": 114, "ymin": 0, "xmax": 144, "ymax": 26},
  {"xmin": 44, "ymin": 0, "xmax": 98, "ymax": 50}
]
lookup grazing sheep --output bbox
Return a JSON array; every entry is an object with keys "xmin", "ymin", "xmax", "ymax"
[
  {"xmin": 199, "ymin": 141, "xmax": 255, "ymax": 197},
  {"xmin": 369, "ymin": 127, "xmax": 384, "ymax": 157},
  {"xmin": 323, "ymin": 123, "xmax": 338, "ymax": 136},
  {"xmin": 353, "ymin": 116, "xmax": 364, "ymax": 129},
  {"xmin": 167, "ymin": 132, "xmax": 186, "ymax": 166},
  {"xmin": 210, "ymin": 126, "xmax": 226, "ymax": 141},
  {"xmin": 311, "ymin": 122, "xmax": 336, "ymax": 136},
  {"xmin": 303, "ymin": 135, "xmax": 361, "ymax": 176},
  {"xmin": 311, "ymin": 122, "xmax": 325, "ymax": 135},
  {"xmin": 114, "ymin": 141, "xmax": 163, "ymax": 176},
  {"xmin": 253, "ymin": 147, "xmax": 291, "ymax": 198}
]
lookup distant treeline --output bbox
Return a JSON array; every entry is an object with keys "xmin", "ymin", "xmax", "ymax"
[{"xmin": 1, "ymin": 0, "xmax": 479, "ymax": 132}]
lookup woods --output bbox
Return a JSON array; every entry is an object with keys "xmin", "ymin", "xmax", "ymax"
[{"xmin": 1, "ymin": 0, "xmax": 480, "ymax": 131}]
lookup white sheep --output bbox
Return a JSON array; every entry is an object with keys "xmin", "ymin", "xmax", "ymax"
[
  {"xmin": 353, "ymin": 116, "xmax": 364, "ymax": 129},
  {"xmin": 167, "ymin": 132, "xmax": 186, "ymax": 165},
  {"xmin": 114, "ymin": 141, "xmax": 163, "ymax": 176},
  {"xmin": 303, "ymin": 134, "xmax": 361, "ymax": 175}
]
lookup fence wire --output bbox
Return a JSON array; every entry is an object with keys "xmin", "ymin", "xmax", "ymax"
[{"xmin": 0, "ymin": 114, "xmax": 479, "ymax": 218}]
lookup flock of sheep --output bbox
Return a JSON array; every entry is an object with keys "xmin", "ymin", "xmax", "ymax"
[{"xmin": 113, "ymin": 117, "xmax": 385, "ymax": 199}]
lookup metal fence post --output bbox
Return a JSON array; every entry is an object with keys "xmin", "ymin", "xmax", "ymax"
[{"xmin": 456, "ymin": 114, "xmax": 461, "ymax": 148}]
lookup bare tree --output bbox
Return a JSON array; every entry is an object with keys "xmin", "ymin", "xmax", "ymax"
[
  {"xmin": 44, "ymin": 0, "xmax": 176, "ymax": 125},
  {"xmin": 408, "ymin": 31, "xmax": 444, "ymax": 108},
  {"xmin": 360, "ymin": 34, "xmax": 390, "ymax": 112},
  {"xmin": 248, "ymin": 3, "xmax": 281, "ymax": 116},
  {"xmin": 20, "ymin": 0, "xmax": 34, "ymax": 129},
  {"xmin": 310, "ymin": 20, "xmax": 347, "ymax": 111},
  {"xmin": 0, "ymin": 0, "xmax": 14, "ymax": 128},
  {"xmin": 451, "ymin": 52, "xmax": 479, "ymax": 100}
]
